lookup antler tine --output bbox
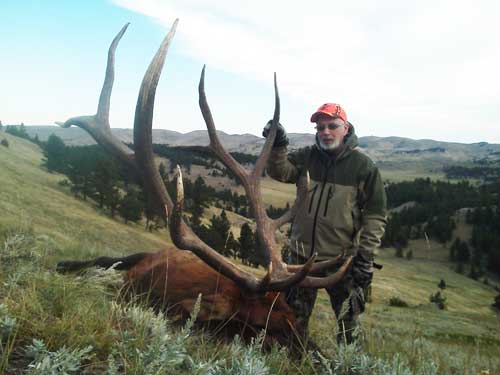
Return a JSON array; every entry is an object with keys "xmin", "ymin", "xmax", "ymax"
[
  {"xmin": 287, "ymin": 250, "xmax": 346, "ymax": 273},
  {"xmin": 257, "ymin": 252, "xmax": 317, "ymax": 292},
  {"xmin": 133, "ymin": 19, "xmax": 179, "ymax": 215},
  {"xmin": 298, "ymin": 256, "xmax": 354, "ymax": 288},
  {"xmin": 199, "ymin": 66, "xmax": 250, "ymax": 185},
  {"xmin": 253, "ymin": 72, "xmax": 280, "ymax": 179},
  {"xmin": 55, "ymin": 23, "xmax": 136, "ymax": 170},
  {"xmin": 170, "ymin": 166, "xmax": 265, "ymax": 291},
  {"xmin": 97, "ymin": 23, "xmax": 130, "ymax": 123}
]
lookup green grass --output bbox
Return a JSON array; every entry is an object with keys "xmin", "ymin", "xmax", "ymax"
[
  {"xmin": 0, "ymin": 133, "xmax": 168, "ymax": 259},
  {"xmin": 1, "ymin": 134, "xmax": 499, "ymax": 374}
]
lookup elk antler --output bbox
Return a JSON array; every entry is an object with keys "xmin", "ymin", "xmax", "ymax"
[
  {"xmin": 56, "ymin": 21, "xmax": 352, "ymax": 293},
  {"xmin": 194, "ymin": 68, "xmax": 353, "ymax": 290}
]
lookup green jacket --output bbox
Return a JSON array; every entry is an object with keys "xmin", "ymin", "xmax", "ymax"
[{"xmin": 267, "ymin": 125, "xmax": 387, "ymax": 261}]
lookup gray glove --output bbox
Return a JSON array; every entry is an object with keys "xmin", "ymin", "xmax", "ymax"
[{"xmin": 262, "ymin": 120, "xmax": 288, "ymax": 148}]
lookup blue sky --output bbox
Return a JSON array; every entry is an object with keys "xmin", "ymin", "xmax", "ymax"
[{"xmin": 2, "ymin": 0, "xmax": 500, "ymax": 143}]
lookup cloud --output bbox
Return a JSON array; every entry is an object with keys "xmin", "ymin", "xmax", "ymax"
[{"xmin": 112, "ymin": 0, "xmax": 500, "ymax": 142}]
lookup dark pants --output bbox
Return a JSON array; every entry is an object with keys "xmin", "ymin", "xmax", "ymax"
[{"xmin": 285, "ymin": 254, "xmax": 363, "ymax": 345}]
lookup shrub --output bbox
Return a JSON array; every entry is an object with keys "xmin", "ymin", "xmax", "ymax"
[
  {"xmin": 1, "ymin": 139, "xmax": 8, "ymax": 148},
  {"xmin": 395, "ymin": 246, "xmax": 404, "ymax": 258},
  {"xmin": 388, "ymin": 296, "xmax": 409, "ymax": 307},
  {"xmin": 430, "ymin": 291, "xmax": 446, "ymax": 310},
  {"xmin": 0, "ymin": 304, "xmax": 18, "ymax": 372},
  {"xmin": 405, "ymin": 250, "xmax": 413, "ymax": 260},
  {"xmin": 492, "ymin": 294, "xmax": 500, "ymax": 311},
  {"xmin": 438, "ymin": 279, "xmax": 446, "ymax": 289},
  {"xmin": 25, "ymin": 339, "xmax": 93, "ymax": 375}
]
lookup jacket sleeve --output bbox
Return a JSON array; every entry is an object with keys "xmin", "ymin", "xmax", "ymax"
[
  {"xmin": 358, "ymin": 165, "xmax": 387, "ymax": 260},
  {"xmin": 266, "ymin": 146, "xmax": 302, "ymax": 183}
]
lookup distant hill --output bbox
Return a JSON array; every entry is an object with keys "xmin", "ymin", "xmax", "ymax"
[
  {"xmin": 22, "ymin": 125, "xmax": 500, "ymax": 159},
  {"xmin": 17, "ymin": 125, "xmax": 500, "ymax": 182}
]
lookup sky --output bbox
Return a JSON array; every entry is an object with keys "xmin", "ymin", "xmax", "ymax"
[{"xmin": 1, "ymin": 0, "xmax": 500, "ymax": 144}]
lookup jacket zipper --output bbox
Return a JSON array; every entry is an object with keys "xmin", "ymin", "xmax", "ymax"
[{"xmin": 309, "ymin": 161, "xmax": 333, "ymax": 257}]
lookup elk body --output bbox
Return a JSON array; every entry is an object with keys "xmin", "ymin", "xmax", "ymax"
[
  {"xmin": 56, "ymin": 20, "xmax": 352, "ymax": 347},
  {"xmin": 58, "ymin": 248, "xmax": 298, "ymax": 345}
]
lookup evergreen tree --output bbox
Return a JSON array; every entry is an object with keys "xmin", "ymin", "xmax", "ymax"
[
  {"xmin": 93, "ymin": 157, "xmax": 120, "ymax": 209},
  {"xmin": 5, "ymin": 123, "xmax": 29, "ymax": 139},
  {"xmin": 119, "ymin": 185, "xmax": 143, "ymax": 224},
  {"xmin": 493, "ymin": 294, "xmax": 500, "ymax": 310},
  {"xmin": 105, "ymin": 186, "xmax": 121, "ymax": 218},
  {"xmin": 247, "ymin": 233, "xmax": 269, "ymax": 268},
  {"xmin": 457, "ymin": 241, "xmax": 470, "ymax": 264},
  {"xmin": 450, "ymin": 238, "xmax": 460, "ymax": 261},
  {"xmin": 65, "ymin": 149, "xmax": 95, "ymax": 200},
  {"xmin": 438, "ymin": 279, "xmax": 446, "ymax": 289},
  {"xmin": 198, "ymin": 210, "xmax": 232, "ymax": 256},
  {"xmin": 238, "ymin": 223, "xmax": 255, "ymax": 264},
  {"xmin": 43, "ymin": 134, "xmax": 67, "ymax": 172}
]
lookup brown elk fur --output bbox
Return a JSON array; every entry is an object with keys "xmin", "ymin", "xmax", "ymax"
[{"xmin": 58, "ymin": 247, "xmax": 300, "ymax": 346}]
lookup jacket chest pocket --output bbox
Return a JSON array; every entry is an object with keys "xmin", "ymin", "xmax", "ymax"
[{"xmin": 318, "ymin": 184, "xmax": 356, "ymax": 229}]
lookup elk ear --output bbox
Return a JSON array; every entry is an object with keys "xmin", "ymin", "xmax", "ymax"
[{"xmin": 180, "ymin": 294, "xmax": 235, "ymax": 321}]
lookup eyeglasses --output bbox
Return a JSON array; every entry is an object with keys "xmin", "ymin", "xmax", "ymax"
[{"xmin": 315, "ymin": 123, "xmax": 344, "ymax": 132}]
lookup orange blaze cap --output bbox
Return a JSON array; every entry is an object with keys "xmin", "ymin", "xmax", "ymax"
[{"xmin": 310, "ymin": 103, "xmax": 348, "ymax": 123}]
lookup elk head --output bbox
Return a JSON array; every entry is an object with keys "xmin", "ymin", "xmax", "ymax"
[{"xmin": 56, "ymin": 20, "xmax": 353, "ymax": 344}]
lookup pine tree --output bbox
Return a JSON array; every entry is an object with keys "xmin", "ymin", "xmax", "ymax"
[
  {"xmin": 119, "ymin": 185, "xmax": 143, "ymax": 224},
  {"xmin": 201, "ymin": 210, "xmax": 232, "ymax": 256},
  {"xmin": 493, "ymin": 294, "xmax": 500, "ymax": 310},
  {"xmin": 457, "ymin": 241, "xmax": 470, "ymax": 264},
  {"xmin": 450, "ymin": 238, "xmax": 460, "ymax": 261},
  {"xmin": 238, "ymin": 223, "xmax": 254, "ymax": 264},
  {"xmin": 93, "ymin": 157, "xmax": 120, "ymax": 209},
  {"xmin": 43, "ymin": 134, "xmax": 67, "ymax": 172}
]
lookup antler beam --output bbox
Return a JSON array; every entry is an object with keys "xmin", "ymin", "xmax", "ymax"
[{"xmin": 57, "ymin": 21, "xmax": 352, "ymax": 293}]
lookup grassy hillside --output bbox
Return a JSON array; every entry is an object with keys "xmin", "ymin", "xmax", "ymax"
[
  {"xmin": 0, "ymin": 132, "xmax": 168, "ymax": 258},
  {"xmin": 0, "ymin": 134, "xmax": 499, "ymax": 374}
]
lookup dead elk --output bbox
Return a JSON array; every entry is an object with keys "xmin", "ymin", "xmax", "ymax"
[
  {"xmin": 55, "ymin": 20, "xmax": 353, "ymax": 348},
  {"xmin": 57, "ymin": 247, "xmax": 299, "ymax": 345}
]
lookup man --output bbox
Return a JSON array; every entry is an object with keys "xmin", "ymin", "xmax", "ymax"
[{"xmin": 263, "ymin": 103, "xmax": 387, "ymax": 344}]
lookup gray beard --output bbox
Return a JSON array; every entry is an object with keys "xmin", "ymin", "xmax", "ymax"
[{"xmin": 319, "ymin": 138, "xmax": 342, "ymax": 151}]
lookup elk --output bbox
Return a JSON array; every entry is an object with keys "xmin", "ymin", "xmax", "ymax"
[{"xmin": 56, "ymin": 20, "xmax": 353, "ymax": 347}]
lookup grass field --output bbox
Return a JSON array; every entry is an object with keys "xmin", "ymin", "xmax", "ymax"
[{"xmin": 0, "ymin": 133, "xmax": 499, "ymax": 374}]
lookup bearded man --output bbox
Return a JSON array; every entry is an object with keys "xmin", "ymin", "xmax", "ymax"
[{"xmin": 263, "ymin": 103, "xmax": 387, "ymax": 344}]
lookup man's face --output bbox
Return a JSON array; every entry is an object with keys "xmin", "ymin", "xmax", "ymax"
[{"xmin": 315, "ymin": 115, "xmax": 349, "ymax": 151}]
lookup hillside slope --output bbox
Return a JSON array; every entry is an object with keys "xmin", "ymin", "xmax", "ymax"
[{"xmin": 0, "ymin": 133, "xmax": 168, "ymax": 257}]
